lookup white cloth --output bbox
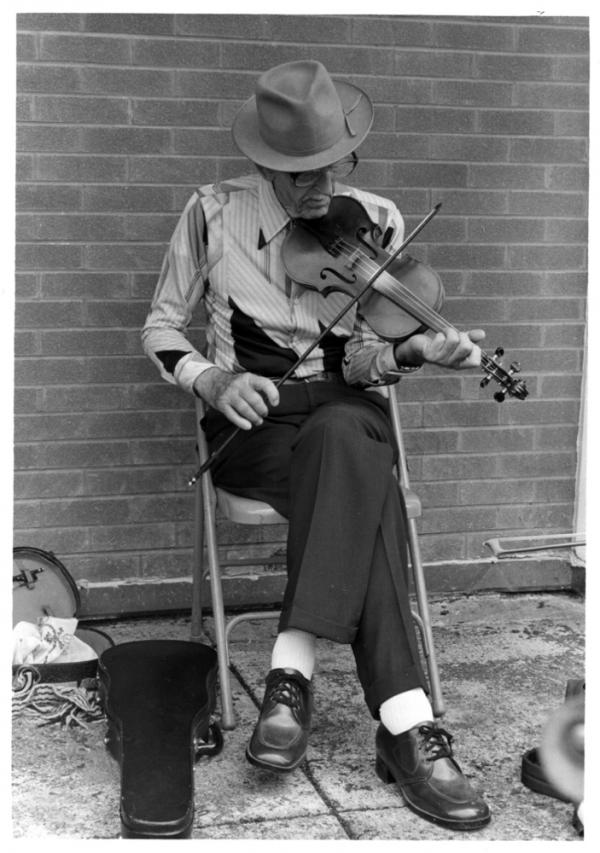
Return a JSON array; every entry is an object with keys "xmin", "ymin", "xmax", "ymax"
[{"xmin": 12, "ymin": 616, "xmax": 96, "ymax": 666}]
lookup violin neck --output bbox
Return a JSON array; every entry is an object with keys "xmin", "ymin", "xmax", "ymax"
[
  {"xmin": 376, "ymin": 270, "xmax": 456, "ymax": 337},
  {"xmin": 374, "ymin": 260, "xmax": 528, "ymax": 401}
]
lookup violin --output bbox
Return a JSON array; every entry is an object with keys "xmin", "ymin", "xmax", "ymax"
[{"xmin": 282, "ymin": 196, "xmax": 528, "ymax": 403}]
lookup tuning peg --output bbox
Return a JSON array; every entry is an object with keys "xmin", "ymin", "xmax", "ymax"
[
  {"xmin": 509, "ymin": 361, "xmax": 521, "ymax": 374},
  {"xmin": 494, "ymin": 390, "xmax": 507, "ymax": 402}
]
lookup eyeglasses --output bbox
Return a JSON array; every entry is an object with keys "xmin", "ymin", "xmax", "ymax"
[{"xmin": 289, "ymin": 152, "xmax": 358, "ymax": 187}]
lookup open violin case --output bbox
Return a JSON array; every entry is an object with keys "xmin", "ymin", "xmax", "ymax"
[{"xmin": 12, "ymin": 546, "xmax": 113, "ymax": 684}]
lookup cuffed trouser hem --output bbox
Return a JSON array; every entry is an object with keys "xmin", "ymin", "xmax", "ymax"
[
  {"xmin": 363, "ymin": 668, "xmax": 430, "ymax": 721},
  {"xmin": 279, "ymin": 603, "xmax": 358, "ymax": 645}
]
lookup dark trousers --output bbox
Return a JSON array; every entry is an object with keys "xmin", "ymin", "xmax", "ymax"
[{"xmin": 203, "ymin": 381, "xmax": 428, "ymax": 718}]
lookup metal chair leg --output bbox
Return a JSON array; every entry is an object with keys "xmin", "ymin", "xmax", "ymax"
[
  {"xmin": 406, "ymin": 515, "xmax": 445, "ymax": 719},
  {"xmin": 226, "ymin": 611, "xmax": 280, "ymax": 646},
  {"xmin": 201, "ymin": 472, "xmax": 237, "ymax": 730},
  {"xmin": 387, "ymin": 385, "xmax": 445, "ymax": 719},
  {"xmin": 191, "ymin": 478, "xmax": 205, "ymax": 643}
]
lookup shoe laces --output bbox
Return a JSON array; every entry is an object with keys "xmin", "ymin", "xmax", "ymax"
[
  {"xmin": 267, "ymin": 677, "xmax": 303, "ymax": 713},
  {"xmin": 417, "ymin": 724, "xmax": 455, "ymax": 762}
]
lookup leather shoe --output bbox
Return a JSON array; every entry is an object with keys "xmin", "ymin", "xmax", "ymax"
[
  {"xmin": 246, "ymin": 668, "xmax": 313, "ymax": 772},
  {"xmin": 375, "ymin": 722, "xmax": 491, "ymax": 831}
]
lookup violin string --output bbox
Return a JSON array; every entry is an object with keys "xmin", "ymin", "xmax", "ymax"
[
  {"xmin": 331, "ymin": 236, "xmax": 453, "ymax": 333},
  {"xmin": 301, "ymin": 212, "xmax": 448, "ymax": 331},
  {"xmin": 330, "ymin": 234, "xmax": 517, "ymax": 387}
]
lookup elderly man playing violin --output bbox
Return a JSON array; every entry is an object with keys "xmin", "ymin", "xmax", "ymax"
[{"xmin": 142, "ymin": 60, "xmax": 490, "ymax": 831}]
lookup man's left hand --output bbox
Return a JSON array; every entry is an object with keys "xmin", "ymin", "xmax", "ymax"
[{"xmin": 394, "ymin": 328, "xmax": 486, "ymax": 370}]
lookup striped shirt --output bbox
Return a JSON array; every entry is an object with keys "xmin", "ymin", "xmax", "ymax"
[{"xmin": 142, "ymin": 172, "xmax": 409, "ymax": 395}]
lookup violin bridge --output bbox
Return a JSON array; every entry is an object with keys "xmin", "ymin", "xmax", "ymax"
[{"xmin": 344, "ymin": 247, "xmax": 361, "ymax": 273}]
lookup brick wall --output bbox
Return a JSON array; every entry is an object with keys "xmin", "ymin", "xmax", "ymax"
[{"xmin": 14, "ymin": 14, "xmax": 588, "ymax": 617}]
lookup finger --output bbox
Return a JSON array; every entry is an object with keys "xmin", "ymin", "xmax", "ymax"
[
  {"xmin": 449, "ymin": 331, "xmax": 479, "ymax": 364},
  {"xmin": 240, "ymin": 387, "xmax": 270, "ymax": 418},
  {"xmin": 217, "ymin": 384, "xmax": 264, "ymax": 423},
  {"xmin": 222, "ymin": 403, "xmax": 254, "ymax": 430},
  {"xmin": 433, "ymin": 328, "xmax": 459, "ymax": 360},
  {"xmin": 424, "ymin": 331, "xmax": 447, "ymax": 359},
  {"xmin": 249, "ymin": 374, "xmax": 280, "ymax": 407},
  {"xmin": 232, "ymin": 395, "xmax": 265, "ymax": 426},
  {"xmin": 449, "ymin": 335, "xmax": 483, "ymax": 369},
  {"xmin": 463, "ymin": 343, "xmax": 483, "ymax": 367},
  {"xmin": 216, "ymin": 378, "xmax": 264, "ymax": 419},
  {"xmin": 468, "ymin": 329, "xmax": 486, "ymax": 344}
]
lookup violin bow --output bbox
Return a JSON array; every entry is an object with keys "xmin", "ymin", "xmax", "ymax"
[{"xmin": 188, "ymin": 202, "xmax": 442, "ymax": 485}]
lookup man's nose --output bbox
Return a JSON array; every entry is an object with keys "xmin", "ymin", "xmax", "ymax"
[{"xmin": 314, "ymin": 169, "xmax": 334, "ymax": 193}]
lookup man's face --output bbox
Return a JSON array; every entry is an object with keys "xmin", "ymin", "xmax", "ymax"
[
  {"xmin": 265, "ymin": 153, "xmax": 357, "ymax": 219},
  {"xmin": 269, "ymin": 167, "xmax": 335, "ymax": 220}
]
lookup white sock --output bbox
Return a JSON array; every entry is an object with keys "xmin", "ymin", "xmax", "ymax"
[
  {"xmin": 270, "ymin": 629, "xmax": 316, "ymax": 680},
  {"xmin": 380, "ymin": 688, "xmax": 434, "ymax": 735}
]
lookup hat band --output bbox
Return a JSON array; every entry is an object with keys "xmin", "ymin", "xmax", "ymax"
[{"xmin": 343, "ymin": 93, "xmax": 363, "ymax": 137}]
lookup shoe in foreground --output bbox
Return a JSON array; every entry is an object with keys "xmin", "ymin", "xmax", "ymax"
[{"xmin": 375, "ymin": 722, "xmax": 491, "ymax": 831}]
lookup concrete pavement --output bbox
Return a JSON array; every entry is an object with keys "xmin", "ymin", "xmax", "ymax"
[{"xmin": 12, "ymin": 591, "xmax": 585, "ymax": 841}]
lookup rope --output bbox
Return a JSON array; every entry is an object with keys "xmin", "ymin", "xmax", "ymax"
[{"xmin": 12, "ymin": 665, "xmax": 105, "ymax": 729}]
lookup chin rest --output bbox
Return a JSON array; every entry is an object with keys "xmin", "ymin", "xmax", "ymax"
[{"xmin": 98, "ymin": 640, "xmax": 222, "ymax": 839}]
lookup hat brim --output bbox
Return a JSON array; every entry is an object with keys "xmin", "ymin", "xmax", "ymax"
[{"xmin": 232, "ymin": 79, "xmax": 374, "ymax": 172}]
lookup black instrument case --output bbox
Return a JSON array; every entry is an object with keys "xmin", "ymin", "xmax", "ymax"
[{"xmin": 98, "ymin": 640, "xmax": 221, "ymax": 839}]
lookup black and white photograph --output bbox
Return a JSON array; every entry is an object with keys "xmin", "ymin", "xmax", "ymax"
[{"xmin": 9, "ymin": 2, "xmax": 590, "ymax": 842}]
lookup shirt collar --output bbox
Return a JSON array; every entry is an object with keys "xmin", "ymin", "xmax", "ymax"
[{"xmin": 258, "ymin": 175, "xmax": 291, "ymax": 247}]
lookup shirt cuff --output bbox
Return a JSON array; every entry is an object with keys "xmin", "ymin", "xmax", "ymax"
[
  {"xmin": 388, "ymin": 345, "xmax": 423, "ymax": 376},
  {"xmin": 173, "ymin": 352, "xmax": 216, "ymax": 395},
  {"xmin": 375, "ymin": 344, "xmax": 421, "ymax": 382}
]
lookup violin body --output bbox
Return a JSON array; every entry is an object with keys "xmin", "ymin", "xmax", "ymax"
[
  {"xmin": 283, "ymin": 195, "xmax": 528, "ymax": 402},
  {"xmin": 282, "ymin": 196, "xmax": 445, "ymax": 341},
  {"xmin": 360, "ymin": 255, "xmax": 444, "ymax": 341}
]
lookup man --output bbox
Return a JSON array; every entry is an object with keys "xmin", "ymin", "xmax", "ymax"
[{"xmin": 142, "ymin": 60, "xmax": 490, "ymax": 831}]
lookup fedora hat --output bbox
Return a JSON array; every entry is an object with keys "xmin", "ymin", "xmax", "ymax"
[{"xmin": 232, "ymin": 60, "xmax": 373, "ymax": 172}]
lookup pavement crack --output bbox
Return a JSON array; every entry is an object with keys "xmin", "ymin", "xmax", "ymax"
[{"xmin": 300, "ymin": 760, "xmax": 356, "ymax": 839}]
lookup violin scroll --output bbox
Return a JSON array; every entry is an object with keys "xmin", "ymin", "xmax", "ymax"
[{"xmin": 480, "ymin": 347, "xmax": 528, "ymax": 402}]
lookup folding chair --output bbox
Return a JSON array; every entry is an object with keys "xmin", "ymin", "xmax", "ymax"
[{"xmin": 191, "ymin": 385, "xmax": 445, "ymax": 730}]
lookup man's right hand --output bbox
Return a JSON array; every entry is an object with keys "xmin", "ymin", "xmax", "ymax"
[{"xmin": 193, "ymin": 367, "xmax": 280, "ymax": 430}]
